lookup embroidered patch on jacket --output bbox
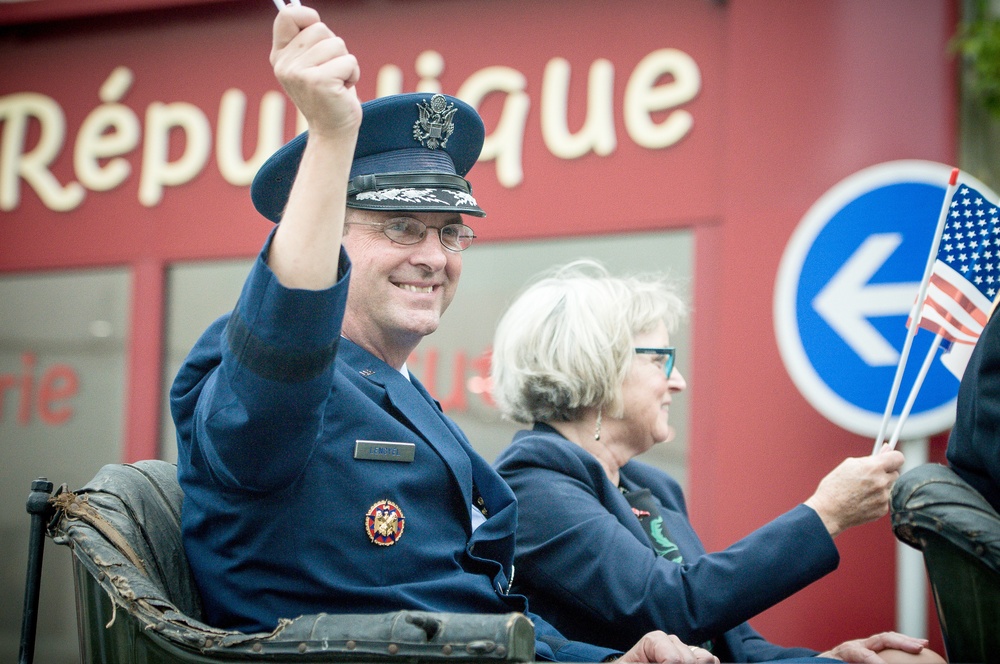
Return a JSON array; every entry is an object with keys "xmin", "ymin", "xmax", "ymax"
[{"xmin": 366, "ymin": 500, "xmax": 405, "ymax": 546}]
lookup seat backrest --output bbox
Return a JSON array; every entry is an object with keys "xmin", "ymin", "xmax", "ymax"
[
  {"xmin": 53, "ymin": 459, "xmax": 204, "ymax": 619},
  {"xmin": 891, "ymin": 463, "xmax": 1000, "ymax": 663},
  {"xmin": 49, "ymin": 461, "xmax": 536, "ymax": 662}
]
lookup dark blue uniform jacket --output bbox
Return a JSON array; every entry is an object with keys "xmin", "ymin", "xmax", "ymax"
[{"xmin": 171, "ymin": 236, "xmax": 615, "ymax": 662}]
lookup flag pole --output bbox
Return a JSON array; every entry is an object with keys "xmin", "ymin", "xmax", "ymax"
[
  {"xmin": 872, "ymin": 299, "xmax": 921, "ymax": 453},
  {"xmin": 872, "ymin": 168, "xmax": 960, "ymax": 454},
  {"xmin": 886, "ymin": 333, "xmax": 944, "ymax": 451}
]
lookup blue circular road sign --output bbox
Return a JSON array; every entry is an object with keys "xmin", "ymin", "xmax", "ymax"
[{"xmin": 774, "ymin": 160, "xmax": 998, "ymax": 439}]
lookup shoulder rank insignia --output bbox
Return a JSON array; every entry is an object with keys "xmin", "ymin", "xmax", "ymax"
[
  {"xmin": 413, "ymin": 94, "xmax": 457, "ymax": 150},
  {"xmin": 366, "ymin": 499, "xmax": 405, "ymax": 546}
]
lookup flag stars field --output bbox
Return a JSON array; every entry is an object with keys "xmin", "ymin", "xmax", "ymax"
[{"xmin": 912, "ymin": 184, "xmax": 1000, "ymax": 346}]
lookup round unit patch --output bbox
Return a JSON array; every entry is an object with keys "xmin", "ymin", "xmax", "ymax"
[{"xmin": 366, "ymin": 500, "xmax": 405, "ymax": 546}]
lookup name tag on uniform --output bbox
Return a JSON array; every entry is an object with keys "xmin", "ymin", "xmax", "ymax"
[{"xmin": 354, "ymin": 440, "xmax": 416, "ymax": 463}]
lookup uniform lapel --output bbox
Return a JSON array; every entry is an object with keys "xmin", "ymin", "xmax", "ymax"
[
  {"xmin": 339, "ymin": 339, "xmax": 474, "ymax": 512},
  {"xmin": 407, "ymin": 370, "xmax": 517, "ymax": 582}
]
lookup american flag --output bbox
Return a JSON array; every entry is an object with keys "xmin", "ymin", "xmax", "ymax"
[{"xmin": 913, "ymin": 184, "xmax": 1000, "ymax": 344}]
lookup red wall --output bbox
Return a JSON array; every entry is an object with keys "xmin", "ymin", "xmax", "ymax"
[
  {"xmin": 693, "ymin": 1, "xmax": 956, "ymax": 650},
  {"xmin": 0, "ymin": 0, "xmax": 956, "ymax": 653}
]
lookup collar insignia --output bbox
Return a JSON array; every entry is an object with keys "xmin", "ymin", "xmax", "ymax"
[{"xmin": 413, "ymin": 94, "xmax": 457, "ymax": 150}]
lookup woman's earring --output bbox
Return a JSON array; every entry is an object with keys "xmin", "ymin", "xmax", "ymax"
[{"xmin": 594, "ymin": 408, "xmax": 602, "ymax": 441}]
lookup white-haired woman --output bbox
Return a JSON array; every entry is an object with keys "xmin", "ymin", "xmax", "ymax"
[{"xmin": 491, "ymin": 260, "xmax": 939, "ymax": 664}]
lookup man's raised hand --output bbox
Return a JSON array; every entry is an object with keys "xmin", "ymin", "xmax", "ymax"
[{"xmin": 270, "ymin": 5, "xmax": 361, "ymax": 139}]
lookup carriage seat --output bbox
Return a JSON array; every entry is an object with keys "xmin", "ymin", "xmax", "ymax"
[
  {"xmin": 48, "ymin": 459, "xmax": 534, "ymax": 662},
  {"xmin": 890, "ymin": 462, "xmax": 1000, "ymax": 664}
]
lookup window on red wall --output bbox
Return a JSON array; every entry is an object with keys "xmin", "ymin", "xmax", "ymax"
[
  {"xmin": 0, "ymin": 267, "xmax": 129, "ymax": 663},
  {"xmin": 159, "ymin": 229, "xmax": 694, "ymax": 482},
  {"xmin": 161, "ymin": 258, "xmax": 253, "ymax": 463}
]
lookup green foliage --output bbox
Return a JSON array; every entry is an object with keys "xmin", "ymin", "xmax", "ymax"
[{"xmin": 953, "ymin": 0, "xmax": 1000, "ymax": 117}]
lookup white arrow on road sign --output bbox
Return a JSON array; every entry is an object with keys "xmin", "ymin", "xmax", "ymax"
[{"xmin": 811, "ymin": 233, "xmax": 920, "ymax": 367}]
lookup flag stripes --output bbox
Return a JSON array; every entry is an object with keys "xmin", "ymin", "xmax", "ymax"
[{"xmin": 914, "ymin": 262, "xmax": 992, "ymax": 344}]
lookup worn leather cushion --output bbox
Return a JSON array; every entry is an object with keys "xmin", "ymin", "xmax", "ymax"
[{"xmin": 891, "ymin": 462, "xmax": 1000, "ymax": 574}]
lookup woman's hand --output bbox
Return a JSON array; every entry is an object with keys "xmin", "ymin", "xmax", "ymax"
[
  {"xmin": 818, "ymin": 631, "xmax": 943, "ymax": 663},
  {"xmin": 617, "ymin": 631, "xmax": 720, "ymax": 664},
  {"xmin": 804, "ymin": 445, "xmax": 904, "ymax": 537}
]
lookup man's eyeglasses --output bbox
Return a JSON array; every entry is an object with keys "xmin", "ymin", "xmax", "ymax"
[
  {"xmin": 344, "ymin": 217, "xmax": 476, "ymax": 252},
  {"xmin": 635, "ymin": 347, "xmax": 676, "ymax": 378}
]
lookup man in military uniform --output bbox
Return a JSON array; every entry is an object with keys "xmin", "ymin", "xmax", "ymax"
[{"xmin": 171, "ymin": 5, "xmax": 716, "ymax": 663}]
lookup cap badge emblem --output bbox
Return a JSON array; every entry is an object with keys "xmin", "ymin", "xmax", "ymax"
[
  {"xmin": 413, "ymin": 94, "xmax": 457, "ymax": 150},
  {"xmin": 366, "ymin": 499, "xmax": 405, "ymax": 546}
]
